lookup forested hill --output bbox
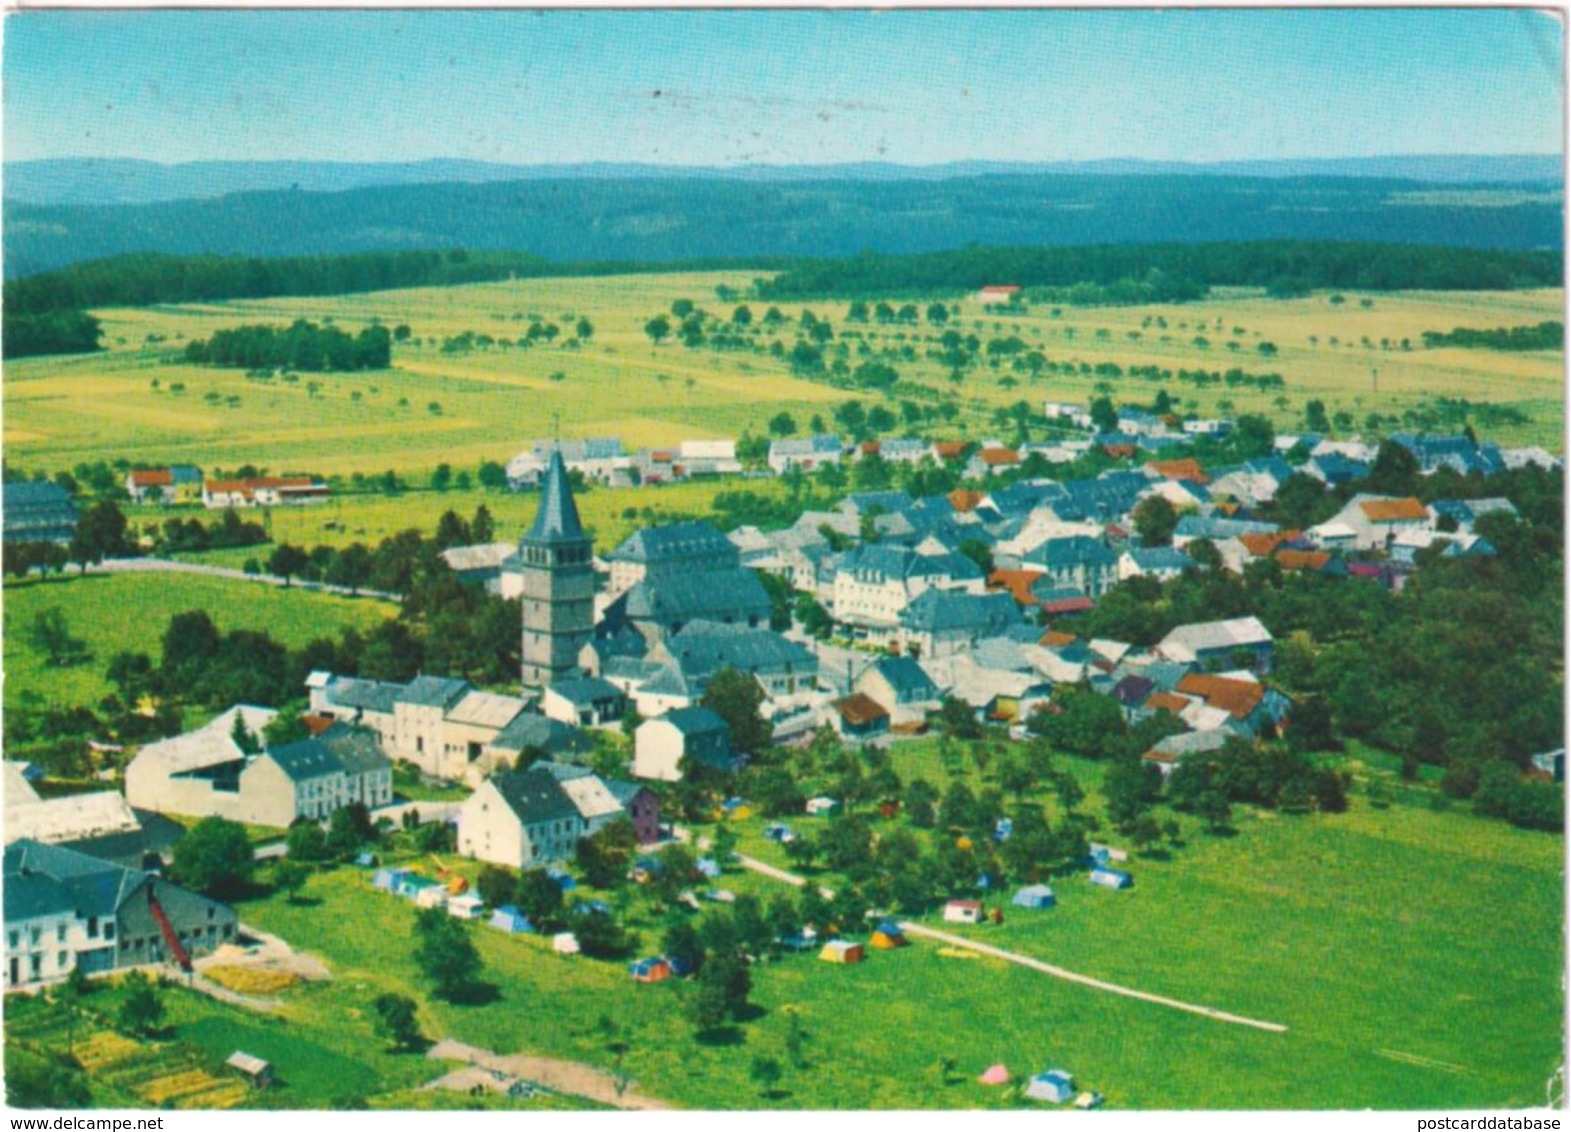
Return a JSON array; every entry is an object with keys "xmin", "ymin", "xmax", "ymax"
[{"xmin": 6, "ymin": 171, "xmax": 1562, "ymax": 278}]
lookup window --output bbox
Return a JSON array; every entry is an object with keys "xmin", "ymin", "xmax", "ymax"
[
  {"xmin": 7, "ymin": 931, "xmax": 17, "ymax": 950},
  {"xmin": 58, "ymin": 952, "xmax": 68, "ymax": 968},
  {"xmin": 56, "ymin": 925, "xmax": 66, "ymax": 943},
  {"xmin": 30, "ymin": 928, "xmax": 42, "ymax": 945},
  {"xmin": 103, "ymin": 923, "xmax": 115, "ymax": 941}
]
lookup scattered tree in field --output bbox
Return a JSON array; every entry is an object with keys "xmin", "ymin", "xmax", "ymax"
[
  {"xmin": 273, "ymin": 858, "xmax": 311, "ymax": 903},
  {"xmin": 27, "ymin": 607, "xmax": 87, "ymax": 667},
  {"xmin": 751, "ymin": 1056, "xmax": 784, "ymax": 1099},
  {"xmin": 645, "ymin": 316, "xmax": 672, "ymax": 346},
  {"xmin": 414, "ymin": 907, "xmax": 485, "ymax": 1002},
  {"xmin": 116, "ymin": 972, "xmax": 165, "ymax": 1037},
  {"xmin": 372, "ymin": 993, "xmax": 425, "ymax": 1052}
]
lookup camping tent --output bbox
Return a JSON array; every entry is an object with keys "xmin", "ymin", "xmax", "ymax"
[
  {"xmin": 629, "ymin": 957, "xmax": 672, "ymax": 983},
  {"xmin": 546, "ymin": 868, "xmax": 577, "ymax": 891},
  {"xmin": 1012, "ymin": 884, "xmax": 1056, "ymax": 910},
  {"xmin": 415, "ymin": 885, "xmax": 449, "ymax": 910},
  {"xmin": 943, "ymin": 900, "xmax": 984, "ymax": 924},
  {"xmin": 696, "ymin": 857, "xmax": 722, "ymax": 878},
  {"xmin": 805, "ymin": 797, "xmax": 841, "ymax": 818},
  {"xmin": 552, "ymin": 932, "xmax": 581, "ymax": 956},
  {"xmin": 977, "ymin": 1064, "xmax": 1011, "ymax": 1086},
  {"xmin": 818, "ymin": 940, "xmax": 865, "ymax": 964},
  {"xmin": 489, "ymin": 905, "xmax": 535, "ymax": 934},
  {"xmin": 447, "ymin": 892, "xmax": 486, "ymax": 919},
  {"xmin": 1025, "ymin": 1070, "xmax": 1076, "ymax": 1104},
  {"xmin": 354, "ymin": 852, "xmax": 378, "ymax": 868},
  {"xmin": 763, "ymin": 823, "xmax": 796, "ymax": 843},
  {"xmin": 373, "ymin": 866, "xmax": 412, "ymax": 892},
  {"xmin": 1089, "ymin": 867, "xmax": 1133, "ymax": 890},
  {"xmin": 869, "ymin": 921, "xmax": 907, "ymax": 949}
]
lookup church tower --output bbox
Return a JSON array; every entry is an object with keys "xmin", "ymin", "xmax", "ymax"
[{"xmin": 518, "ymin": 450, "xmax": 595, "ymax": 689}]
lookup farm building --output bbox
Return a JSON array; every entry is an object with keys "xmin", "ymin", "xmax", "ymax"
[
  {"xmin": 1025, "ymin": 1070, "xmax": 1076, "ymax": 1104},
  {"xmin": 869, "ymin": 922, "xmax": 907, "ymax": 949},
  {"xmin": 1089, "ymin": 867, "xmax": 1134, "ymax": 890},
  {"xmin": 226, "ymin": 1052, "xmax": 274, "ymax": 1088},
  {"xmin": 818, "ymin": 940, "xmax": 865, "ymax": 964},
  {"xmin": 977, "ymin": 285, "xmax": 1022, "ymax": 303},
  {"xmin": 1012, "ymin": 885, "xmax": 1056, "ymax": 910},
  {"xmin": 833, "ymin": 693, "xmax": 891, "ymax": 740},
  {"xmin": 943, "ymin": 900, "xmax": 985, "ymax": 924},
  {"xmin": 489, "ymin": 905, "xmax": 535, "ymax": 934},
  {"xmin": 629, "ymin": 957, "xmax": 672, "ymax": 983}
]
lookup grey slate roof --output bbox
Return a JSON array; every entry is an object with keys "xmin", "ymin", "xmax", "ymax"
[
  {"xmin": 1024, "ymin": 535, "xmax": 1117, "ymax": 570},
  {"xmin": 1126, "ymin": 546, "xmax": 1195, "ymax": 572},
  {"xmin": 663, "ymin": 621, "xmax": 816, "ymax": 679},
  {"xmin": 489, "ymin": 712, "xmax": 592, "ymax": 757},
  {"xmin": 548, "ymin": 677, "xmax": 624, "ymax": 707},
  {"xmin": 870, "ymin": 656, "xmax": 938, "ymax": 700},
  {"xmin": 398, "ymin": 675, "xmax": 472, "ymax": 709},
  {"xmin": 492, "ymin": 764, "xmax": 582, "ymax": 826},
  {"xmin": 266, "ymin": 738, "xmax": 348, "ymax": 783},
  {"xmin": 899, "ymin": 589, "xmax": 1022, "ymax": 634},
  {"xmin": 607, "ymin": 520, "xmax": 734, "ymax": 565},
  {"xmin": 325, "ymin": 677, "xmax": 403, "ymax": 715},
  {"xmin": 4, "ymin": 839, "xmax": 145, "ymax": 923},
  {"xmin": 314, "ymin": 724, "xmax": 390, "ymax": 776},
  {"xmin": 525, "ymin": 449, "xmax": 587, "ymax": 543},
  {"xmin": 838, "ymin": 543, "xmax": 982, "ymax": 585},
  {"xmin": 656, "ymin": 706, "xmax": 730, "ymax": 737},
  {"xmin": 624, "ymin": 569, "xmax": 769, "ymax": 623},
  {"xmin": 1174, "ymin": 515, "xmax": 1280, "ymax": 541}
]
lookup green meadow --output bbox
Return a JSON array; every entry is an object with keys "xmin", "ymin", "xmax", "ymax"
[
  {"xmin": 4, "ymin": 274, "xmax": 1562, "ymax": 486},
  {"xmin": 2, "ymin": 572, "xmax": 395, "ymax": 717}
]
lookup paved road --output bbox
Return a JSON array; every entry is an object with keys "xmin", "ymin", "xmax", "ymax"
[
  {"xmin": 90, "ymin": 556, "xmax": 401, "ymax": 603},
  {"xmin": 730, "ymin": 850, "xmax": 1288, "ymax": 1034}
]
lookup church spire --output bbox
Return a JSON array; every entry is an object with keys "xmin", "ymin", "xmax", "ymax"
[{"xmin": 525, "ymin": 449, "xmax": 586, "ymax": 543}]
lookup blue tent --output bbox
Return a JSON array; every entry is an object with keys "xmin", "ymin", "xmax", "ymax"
[
  {"xmin": 764, "ymin": 823, "xmax": 795, "ymax": 843},
  {"xmin": 354, "ymin": 852, "xmax": 379, "ymax": 868},
  {"xmin": 575, "ymin": 899, "xmax": 612, "ymax": 916},
  {"xmin": 546, "ymin": 868, "xmax": 577, "ymax": 891},
  {"xmin": 1089, "ymin": 867, "xmax": 1133, "ymax": 890},
  {"xmin": 489, "ymin": 905, "xmax": 535, "ymax": 934},
  {"xmin": 1025, "ymin": 1070, "xmax": 1076, "ymax": 1104},
  {"xmin": 994, "ymin": 818, "xmax": 1014, "ymax": 842},
  {"xmin": 666, "ymin": 954, "xmax": 696, "ymax": 977},
  {"xmin": 696, "ymin": 857, "xmax": 722, "ymax": 878},
  {"xmin": 1012, "ymin": 884, "xmax": 1056, "ymax": 909},
  {"xmin": 373, "ymin": 866, "xmax": 412, "ymax": 891}
]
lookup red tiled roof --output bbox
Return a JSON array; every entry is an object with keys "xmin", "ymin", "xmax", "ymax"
[
  {"xmin": 860, "ymin": 440, "xmax": 881, "ymax": 455},
  {"xmin": 1239, "ymin": 531, "xmax": 1298, "ymax": 558},
  {"xmin": 1275, "ymin": 548, "xmax": 1331, "ymax": 572},
  {"xmin": 1175, "ymin": 673, "xmax": 1266, "ymax": 720},
  {"xmin": 1101, "ymin": 443, "xmax": 1138, "ymax": 459},
  {"xmin": 979, "ymin": 447, "xmax": 1020, "ymax": 466},
  {"xmin": 933, "ymin": 441, "xmax": 969, "ymax": 460},
  {"xmin": 1038, "ymin": 630, "xmax": 1078, "ymax": 648},
  {"xmin": 130, "ymin": 469, "xmax": 173, "ymax": 487},
  {"xmin": 989, "ymin": 569, "xmax": 1046, "ymax": 607},
  {"xmin": 1360, "ymin": 497, "xmax": 1428, "ymax": 522},
  {"xmin": 1146, "ymin": 692, "xmax": 1192, "ymax": 716},
  {"xmin": 835, "ymin": 693, "xmax": 890, "ymax": 727},
  {"xmin": 948, "ymin": 488, "xmax": 984, "ymax": 512},
  {"xmin": 1145, "ymin": 458, "xmax": 1210, "ymax": 485},
  {"xmin": 1040, "ymin": 595, "xmax": 1095, "ymax": 615}
]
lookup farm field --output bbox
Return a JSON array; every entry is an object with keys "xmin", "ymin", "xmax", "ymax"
[
  {"xmin": 4, "ymin": 273, "xmax": 1563, "ymax": 484},
  {"xmin": 2, "ymin": 572, "xmax": 396, "ymax": 717},
  {"xmin": 231, "ymin": 777, "xmax": 1563, "ymax": 1111}
]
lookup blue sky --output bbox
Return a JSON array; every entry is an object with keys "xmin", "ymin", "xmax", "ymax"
[{"xmin": 4, "ymin": 9, "xmax": 1563, "ymax": 165}]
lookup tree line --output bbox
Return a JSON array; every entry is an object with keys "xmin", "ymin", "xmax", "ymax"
[
  {"xmin": 183, "ymin": 320, "xmax": 391, "ymax": 372},
  {"xmin": 757, "ymin": 240, "xmax": 1561, "ymax": 300},
  {"xmin": 1421, "ymin": 321, "xmax": 1563, "ymax": 352}
]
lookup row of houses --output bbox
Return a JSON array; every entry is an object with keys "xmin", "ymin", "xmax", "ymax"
[{"xmin": 506, "ymin": 438, "xmax": 742, "ymax": 490}]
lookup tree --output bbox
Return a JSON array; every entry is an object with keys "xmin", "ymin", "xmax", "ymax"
[
  {"xmin": 750, "ymin": 1056, "xmax": 784, "ymax": 1099},
  {"xmin": 170, "ymin": 818, "xmax": 255, "ymax": 898},
  {"xmin": 701, "ymin": 667, "xmax": 769, "ymax": 755},
  {"xmin": 273, "ymin": 858, "xmax": 311, "ymax": 903},
  {"xmin": 372, "ymin": 993, "xmax": 424, "ymax": 1052},
  {"xmin": 68, "ymin": 501, "xmax": 130, "ymax": 573},
  {"xmin": 1132, "ymin": 495, "xmax": 1179, "ymax": 547},
  {"xmin": 572, "ymin": 907, "xmax": 638, "ymax": 959},
  {"xmin": 27, "ymin": 607, "xmax": 87, "ymax": 667},
  {"xmin": 663, "ymin": 920, "xmax": 706, "ymax": 976},
  {"xmin": 286, "ymin": 819, "xmax": 328, "ymax": 863},
  {"xmin": 577, "ymin": 317, "xmax": 595, "ymax": 341},
  {"xmin": 116, "ymin": 971, "xmax": 165, "ymax": 1037},
  {"xmin": 414, "ymin": 906, "xmax": 484, "ymax": 1001},
  {"xmin": 644, "ymin": 316, "xmax": 671, "ymax": 346},
  {"xmin": 957, "ymin": 538, "xmax": 994, "ymax": 576},
  {"xmin": 1304, "ymin": 398, "xmax": 1332, "ymax": 434},
  {"xmin": 325, "ymin": 806, "xmax": 368, "ymax": 859},
  {"xmin": 515, "ymin": 868, "xmax": 566, "ymax": 926},
  {"xmin": 267, "ymin": 543, "xmax": 310, "ymax": 586},
  {"xmin": 768, "ymin": 412, "xmax": 798, "ymax": 438},
  {"xmin": 1089, "ymin": 395, "xmax": 1119, "ymax": 434},
  {"xmin": 477, "ymin": 460, "xmax": 508, "ymax": 490},
  {"xmin": 576, "ymin": 819, "xmax": 638, "ymax": 889}
]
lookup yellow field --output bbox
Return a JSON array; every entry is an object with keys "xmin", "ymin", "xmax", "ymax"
[{"xmin": 4, "ymin": 272, "xmax": 1563, "ymax": 482}]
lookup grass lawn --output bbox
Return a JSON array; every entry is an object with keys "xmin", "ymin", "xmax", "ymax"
[{"xmin": 2, "ymin": 571, "xmax": 396, "ymax": 717}]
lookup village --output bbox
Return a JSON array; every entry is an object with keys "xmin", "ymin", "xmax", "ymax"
[{"xmin": 3, "ymin": 386, "xmax": 1564, "ymax": 1109}]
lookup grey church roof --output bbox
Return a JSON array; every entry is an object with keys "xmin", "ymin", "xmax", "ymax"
[
  {"xmin": 624, "ymin": 570, "xmax": 769, "ymax": 623},
  {"xmin": 525, "ymin": 449, "xmax": 587, "ymax": 543},
  {"xmin": 606, "ymin": 521, "xmax": 734, "ymax": 565}
]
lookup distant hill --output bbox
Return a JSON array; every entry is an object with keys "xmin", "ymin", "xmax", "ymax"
[
  {"xmin": 5, "ymin": 171, "xmax": 1561, "ymax": 280},
  {"xmin": 5, "ymin": 154, "xmax": 1560, "ymax": 207}
]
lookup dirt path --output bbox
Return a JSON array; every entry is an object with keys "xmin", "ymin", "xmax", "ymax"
[
  {"xmin": 731, "ymin": 851, "xmax": 1288, "ymax": 1034},
  {"xmin": 426, "ymin": 1038, "xmax": 670, "ymax": 1110},
  {"xmin": 91, "ymin": 556, "xmax": 401, "ymax": 602}
]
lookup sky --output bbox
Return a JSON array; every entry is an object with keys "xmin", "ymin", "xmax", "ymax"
[{"xmin": 3, "ymin": 8, "xmax": 1564, "ymax": 166}]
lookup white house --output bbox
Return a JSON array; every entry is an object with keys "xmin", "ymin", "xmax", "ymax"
[
  {"xmin": 1325, "ymin": 494, "xmax": 1433, "ymax": 551},
  {"xmin": 633, "ymin": 707, "xmax": 734, "ymax": 782}
]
